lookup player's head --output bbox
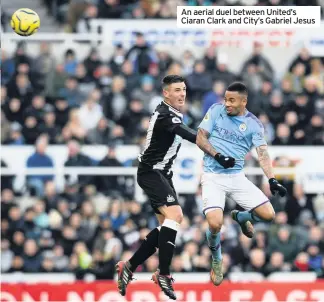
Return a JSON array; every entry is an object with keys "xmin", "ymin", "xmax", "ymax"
[
  {"xmin": 224, "ymin": 82, "xmax": 248, "ymax": 116},
  {"xmin": 162, "ymin": 75, "xmax": 186, "ymax": 110}
]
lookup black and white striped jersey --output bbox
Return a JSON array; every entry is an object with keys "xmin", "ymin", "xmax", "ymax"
[{"xmin": 138, "ymin": 101, "xmax": 183, "ymax": 174}]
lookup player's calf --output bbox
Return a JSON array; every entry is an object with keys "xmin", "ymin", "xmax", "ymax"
[
  {"xmin": 205, "ymin": 209, "xmax": 224, "ymax": 286},
  {"xmin": 232, "ymin": 201, "xmax": 275, "ymax": 238}
]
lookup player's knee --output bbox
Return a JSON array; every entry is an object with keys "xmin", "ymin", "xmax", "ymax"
[
  {"xmin": 264, "ymin": 208, "xmax": 275, "ymax": 222},
  {"xmin": 164, "ymin": 207, "xmax": 183, "ymax": 224},
  {"xmin": 256, "ymin": 208, "xmax": 275, "ymax": 222},
  {"xmin": 173, "ymin": 211, "xmax": 183, "ymax": 224},
  {"xmin": 209, "ymin": 220, "xmax": 222, "ymax": 234}
]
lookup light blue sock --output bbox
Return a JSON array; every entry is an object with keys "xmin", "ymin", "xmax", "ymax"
[
  {"xmin": 237, "ymin": 211, "xmax": 264, "ymax": 224},
  {"xmin": 206, "ymin": 229, "xmax": 222, "ymax": 261}
]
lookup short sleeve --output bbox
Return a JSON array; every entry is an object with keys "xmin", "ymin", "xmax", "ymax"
[
  {"xmin": 159, "ymin": 114, "xmax": 182, "ymax": 133},
  {"xmin": 198, "ymin": 105, "xmax": 218, "ymax": 134},
  {"xmin": 252, "ymin": 127, "xmax": 267, "ymax": 147}
]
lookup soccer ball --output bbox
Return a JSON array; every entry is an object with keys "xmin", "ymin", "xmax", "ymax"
[{"xmin": 11, "ymin": 8, "xmax": 40, "ymax": 36}]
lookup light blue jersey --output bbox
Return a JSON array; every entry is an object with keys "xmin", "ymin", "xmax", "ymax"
[{"xmin": 198, "ymin": 104, "xmax": 267, "ymax": 174}]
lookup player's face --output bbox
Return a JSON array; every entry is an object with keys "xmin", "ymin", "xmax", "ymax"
[
  {"xmin": 224, "ymin": 91, "xmax": 247, "ymax": 116},
  {"xmin": 163, "ymin": 82, "xmax": 186, "ymax": 110}
]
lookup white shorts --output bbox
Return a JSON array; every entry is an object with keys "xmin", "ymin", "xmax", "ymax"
[{"xmin": 201, "ymin": 172, "xmax": 269, "ymax": 215}]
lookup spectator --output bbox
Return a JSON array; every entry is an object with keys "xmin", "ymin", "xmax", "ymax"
[
  {"xmin": 1, "ymin": 189, "xmax": 17, "ymax": 220},
  {"xmin": 86, "ymin": 117, "xmax": 113, "ymax": 144},
  {"xmin": 1, "ymin": 111, "xmax": 11, "ymax": 144},
  {"xmin": 59, "ymin": 77, "xmax": 85, "ymax": 107},
  {"xmin": 125, "ymin": 32, "xmax": 157, "ymax": 75},
  {"xmin": 212, "ymin": 53, "xmax": 237, "ymax": 87},
  {"xmin": 181, "ymin": 50, "xmax": 195, "ymax": 76},
  {"xmin": 24, "ymin": 95, "xmax": 46, "ymax": 123},
  {"xmin": 102, "ymin": 199, "xmax": 127, "ymax": 231},
  {"xmin": 83, "ymin": 49, "xmax": 102, "ymax": 82},
  {"xmin": 7, "ymin": 74, "xmax": 34, "ymax": 109},
  {"xmin": 132, "ymin": 76, "xmax": 158, "ymax": 112},
  {"xmin": 187, "ymin": 61, "xmax": 213, "ymax": 101},
  {"xmin": 98, "ymin": 0, "xmax": 124, "ymax": 19},
  {"xmin": 258, "ymin": 113, "xmax": 275, "ymax": 144},
  {"xmin": 8, "ymin": 256, "xmax": 24, "ymax": 273},
  {"xmin": 43, "ymin": 181, "xmax": 60, "ymax": 212},
  {"xmin": 78, "ymin": 96, "xmax": 103, "ymax": 131},
  {"xmin": 76, "ymin": 4, "xmax": 99, "ymax": 33},
  {"xmin": 40, "ymin": 104, "xmax": 62, "ymax": 144},
  {"xmin": 1, "ymin": 161, "xmax": 14, "ymax": 191},
  {"xmin": 202, "ymin": 81, "xmax": 225, "ymax": 115},
  {"xmin": 26, "ymin": 135, "xmax": 54, "ymax": 196},
  {"xmin": 96, "ymin": 145, "xmax": 123, "ymax": 195},
  {"xmin": 245, "ymin": 248, "xmax": 267, "ymax": 275},
  {"xmin": 288, "ymin": 47, "xmax": 312, "ymax": 75},
  {"xmin": 62, "ymin": 109, "xmax": 87, "ymax": 143},
  {"xmin": 4, "ymin": 122, "xmax": 25, "ymax": 145},
  {"xmin": 22, "ymin": 239, "xmax": 43, "ymax": 272},
  {"xmin": 109, "ymin": 44, "xmax": 126, "ymax": 74},
  {"xmin": 241, "ymin": 42, "xmax": 274, "ymax": 81},
  {"xmin": 264, "ymin": 251, "xmax": 290, "ymax": 276},
  {"xmin": 284, "ymin": 63, "xmax": 306, "ymax": 94},
  {"xmin": 268, "ymin": 225, "xmax": 300, "ymax": 262},
  {"xmin": 1, "ymin": 239, "xmax": 14, "ymax": 273},
  {"xmin": 2, "ymin": 50, "xmax": 15, "ymax": 85},
  {"xmin": 64, "ymin": 140, "xmax": 94, "ymax": 188},
  {"xmin": 120, "ymin": 60, "xmax": 140, "ymax": 94},
  {"xmin": 118, "ymin": 99, "xmax": 150, "ymax": 140},
  {"xmin": 11, "ymin": 231, "xmax": 25, "ymax": 256},
  {"xmin": 45, "ymin": 64, "xmax": 69, "ymax": 99},
  {"xmin": 265, "ymin": 90, "xmax": 286, "ymax": 127},
  {"xmin": 31, "ymin": 43, "xmax": 56, "ymax": 91},
  {"xmin": 203, "ymin": 46, "xmax": 217, "ymax": 73},
  {"xmin": 54, "ymin": 98, "xmax": 70, "ymax": 129}
]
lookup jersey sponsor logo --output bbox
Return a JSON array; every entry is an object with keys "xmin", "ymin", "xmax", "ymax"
[
  {"xmin": 215, "ymin": 125, "xmax": 245, "ymax": 143},
  {"xmin": 239, "ymin": 123, "xmax": 247, "ymax": 132},
  {"xmin": 167, "ymin": 195, "xmax": 175, "ymax": 203},
  {"xmin": 172, "ymin": 117, "xmax": 181, "ymax": 124}
]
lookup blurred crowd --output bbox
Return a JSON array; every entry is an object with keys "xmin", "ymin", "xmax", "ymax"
[
  {"xmin": 2, "ymin": 39, "xmax": 324, "ymax": 147},
  {"xmin": 36, "ymin": 0, "xmax": 324, "ymax": 32},
  {"xmin": 1, "ymin": 169, "xmax": 324, "ymax": 278},
  {"xmin": 1, "ymin": 29, "xmax": 324, "ymax": 278}
]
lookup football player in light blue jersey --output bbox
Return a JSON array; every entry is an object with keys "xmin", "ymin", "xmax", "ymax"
[{"xmin": 196, "ymin": 82, "xmax": 287, "ymax": 286}]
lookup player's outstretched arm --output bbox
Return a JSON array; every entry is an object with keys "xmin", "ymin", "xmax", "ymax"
[
  {"xmin": 196, "ymin": 128, "xmax": 235, "ymax": 169},
  {"xmin": 256, "ymin": 145, "xmax": 287, "ymax": 197},
  {"xmin": 173, "ymin": 123, "xmax": 197, "ymax": 144}
]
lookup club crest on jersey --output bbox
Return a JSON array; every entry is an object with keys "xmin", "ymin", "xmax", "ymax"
[
  {"xmin": 167, "ymin": 195, "xmax": 175, "ymax": 203},
  {"xmin": 172, "ymin": 117, "xmax": 181, "ymax": 124},
  {"xmin": 239, "ymin": 123, "xmax": 247, "ymax": 132}
]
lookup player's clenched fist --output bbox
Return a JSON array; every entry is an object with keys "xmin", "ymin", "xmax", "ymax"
[
  {"xmin": 269, "ymin": 178, "xmax": 287, "ymax": 197},
  {"xmin": 214, "ymin": 153, "xmax": 235, "ymax": 169}
]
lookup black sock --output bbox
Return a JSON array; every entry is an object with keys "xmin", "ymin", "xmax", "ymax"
[
  {"xmin": 128, "ymin": 227, "xmax": 160, "ymax": 272},
  {"xmin": 158, "ymin": 219, "xmax": 179, "ymax": 275}
]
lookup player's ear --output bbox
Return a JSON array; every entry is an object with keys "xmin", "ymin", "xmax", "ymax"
[{"xmin": 162, "ymin": 88, "xmax": 168, "ymax": 98}]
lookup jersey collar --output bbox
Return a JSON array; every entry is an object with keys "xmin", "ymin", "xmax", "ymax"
[{"xmin": 163, "ymin": 101, "xmax": 183, "ymax": 118}]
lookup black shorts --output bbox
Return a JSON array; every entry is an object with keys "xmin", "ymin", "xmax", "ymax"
[{"xmin": 137, "ymin": 163, "xmax": 179, "ymax": 214}]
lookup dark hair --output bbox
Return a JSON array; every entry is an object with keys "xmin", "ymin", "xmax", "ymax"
[
  {"xmin": 227, "ymin": 82, "xmax": 248, "ymax": 96},
  {"xmin": 162, "ymin": 75, "xmax": 185, "ymax": 89}
]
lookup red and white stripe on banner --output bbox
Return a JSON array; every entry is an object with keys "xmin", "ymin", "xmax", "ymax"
[{"xmin": 1, "ymin": 281, "xmax": 324, "ymax": 302}]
